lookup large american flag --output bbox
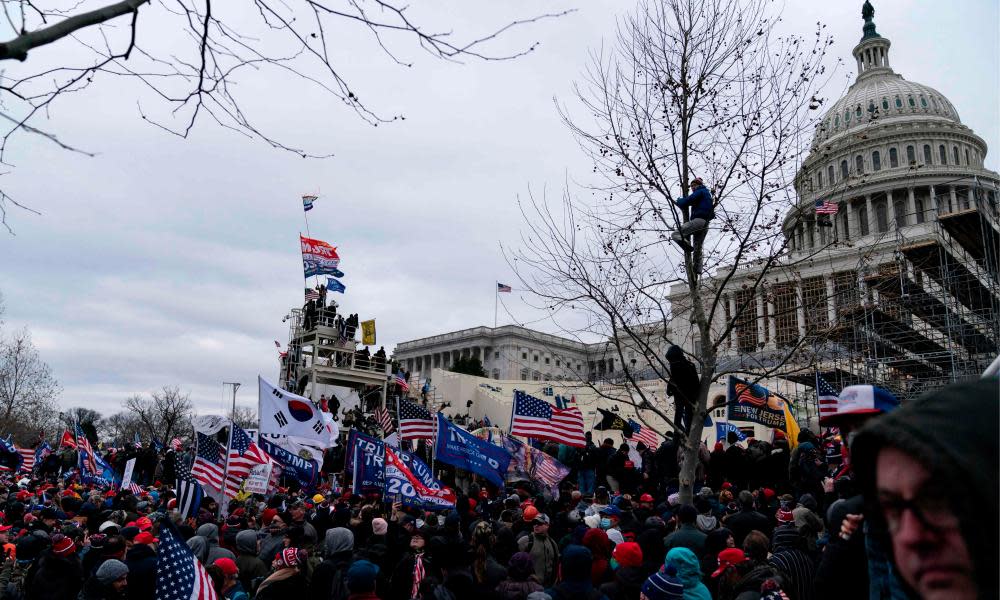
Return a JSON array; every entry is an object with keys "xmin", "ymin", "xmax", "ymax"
[
  {"xmin": 510, "ymin": 391, "xmax": 585, "ymax": 447},
  {"xmin": 225, "ymin": 425, "xmax": 272, "ymax": 497},
  {"xmin": 175, "ymin": 459, "xmax": 204, "ymax": 520},
  {"xmin": 816, "ymin": 375, "xmax": 840, "ymax": 421},
  {"xmin": 398, "ymin": 398, "xmax": 435, "ymax": 440},
  {"xmin": 17, "ymin": 448, "xmax": 35, "ymax": 472},
  {"xmin": 155, "ymin": 521, "xmax": 219, "ymax": 600},
  {"xmin": 627, "ymin": 418, "xmax": 660, "ymax": 448},
  {"xmin": 191, "ymin": 432, "xmax": 226, "ymax": 492},
  {"xmin": 815, "ymin": 199, "xmax": 839, "ymax": 214}
]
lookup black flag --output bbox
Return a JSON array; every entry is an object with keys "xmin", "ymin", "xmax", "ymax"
[{"xmin": 594, "ymin": 408, "xmax": 633, "ymax": 436}]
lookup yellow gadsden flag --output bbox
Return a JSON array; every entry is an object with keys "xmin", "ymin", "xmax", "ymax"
[
  {"xmin": 361, "ymin": 319, "xmax": 376, "ymax": 346},
  {"xmin": 783, "ymin": 400, "xmax": 801, "ymax": 449}
]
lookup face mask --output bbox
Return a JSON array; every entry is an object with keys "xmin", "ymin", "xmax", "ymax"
[{"xmin": 600, "ymin": 518, "xmax": 612, "ymax": 530}]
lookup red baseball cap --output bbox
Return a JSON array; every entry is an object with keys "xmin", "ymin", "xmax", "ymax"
[
  {"xmin": 711, "ymin": 548, "xmax": 748, "ymax": 578},
  {"xmin": 639, "ymin": 493, "xmax": 654, "ymax": 502},
  {"xmin": 213, "ymin": 557, "xmax": 238, "ymax": 577},
  {"xmin": 134, "ymin": 532, "xmax": 159, "ymax": 545},
  {"xmin": 0, "ymin": 525, "xmax": 13, "ymax": 533},
  {"xmin": 136, "ymin": 517, "xmax": 152, "ymax": 531}
]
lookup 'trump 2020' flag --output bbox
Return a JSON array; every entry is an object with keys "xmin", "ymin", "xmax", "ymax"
[
  {"xmin": 384, "ymin": 447, "xmax": 456, "ymax": 509},
  {"xmin": 301, "ymin": 235, "xmax": 340, "ymax": 278},
  {"xmin": 510, "ymin": 390, "xmax": 585, "ymax": 447},
  {"xmin": 434, "ymin": 414, "xmax": 512, "ymax": 488},
  {"xmin": 258, "ymin": 376, "xmax": 331, "ymax": 445},
  {"xmin": 155, "ymin": 520, "xmax": 219, "ymax": 600}
]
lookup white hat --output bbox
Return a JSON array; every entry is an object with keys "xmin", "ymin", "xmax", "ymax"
[{"xmin": 99, "ymin": 521, "xmax": 120, "ymax": 533}]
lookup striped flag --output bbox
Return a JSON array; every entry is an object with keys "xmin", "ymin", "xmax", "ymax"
[
  {"xmin": 376, "ymin": 406, "xmax": 395, "ymax": 436},
  {"xmin": 127, "ymin": 482, "xmax": 144, "ymax": 495},
  {"xmin": 815, "ymin": 199, "xmax": 839, "ymax": 214},
  {"xmin": 191, "ymin": 432, "xmax": 226, "ymax": 492},
  {"xmin": 395, "ymin": 372, "xmax": 410, "ymax": 392},
  {"xmin": 175, "ymin": 459, "xmax": 204, "ymax": 520},
  {"xmin": 76, "ymin": 426, "xmax": 98, "ymax": 475},
  {"xmin": 171, "ymin": 438, "xmax": 183, "ymax": 451},
  {"xmin": 398, "ymin": 398, "xmax": 435, "ymax": 440},
  {"xmin": 497, "ymin": 283, "xmax": 512, "ymax": 293},
  {"xmin": 224, "ymin": 424, "xmax": 272, "ymax": 497},
  {"xmin": 17, "ymin": 448, "xmax": 35, "ymax": 472},
  {"xmin": 627, "ymin": 418, "xmax": 660, "ymax": 448},
  {"xmin": 155, "ymin": 521, "xmax": 219, "ymax": 600},
  {"xmin": 304, "ymin": 288, "xmax": 320, "ymax": 302},
  {"xmin": 302, "ymin": 194, "xmax": 317, "ymax": 212},
  {"xmin": 816, "ymin": 375, "xmax": 840, "ymax": 422},
  {"xmin": 510, "ymin": 390, "xmax": 585, "ymax": 447}
]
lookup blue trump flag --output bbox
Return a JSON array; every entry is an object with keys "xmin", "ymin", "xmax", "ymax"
[
  {"xmin": 326, "ymin": 277, "xmax": 346, "ymax": 294},
  {"xmin": 716, "ymin": 421, "xmax": 746, "ymax": 442},
  {"xmin": 434, "ymin": 413, "xmax": 512, "ymax": 487}
]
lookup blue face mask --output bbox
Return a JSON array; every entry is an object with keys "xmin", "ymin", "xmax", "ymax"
[{"xmin": 600, "ymin": 518, "xmax": 612, "ymax": 529}]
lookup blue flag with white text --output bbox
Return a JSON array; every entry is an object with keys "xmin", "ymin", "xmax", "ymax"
[{"xmin": 434, "ymin": 414, "xmax": 512, "ymax": 487}]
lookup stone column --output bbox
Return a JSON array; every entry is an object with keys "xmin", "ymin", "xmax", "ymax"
[
  {"xmin": 847, "ymin": 199, "xmax": 858, "ymax": 238},
  {"xmin": 966, "ymin": 186, "xmax": 975, "ymax": 209},
  {"xmin": 907, "ymin": 187, "xmax": 917, "ymax": 222},
  {"xmin": 767, "ymin": 295, "xmax": 777, "ymax": 346},
  {"xmin": 756, "ymin": 291, "xmax": 767, "ymax": 347},
  {"xmin": 866, "ymin": 194, "xmax": 876, "ymax": 236},
  {"xmin": 949, "ymin": 185, "xmax": 958, "ymax": 214},
  {"xmin": 795, "ymin": 284, "xmax": 807, "ymax": 339},
  {"xmin": 826, "ymin": 276, "xmax": 837, "ymax": 326}
]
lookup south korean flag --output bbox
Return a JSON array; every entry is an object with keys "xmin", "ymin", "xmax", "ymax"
[{"xmin": 258, "ymin": 376, "xmax": 333, "ymax": 446}]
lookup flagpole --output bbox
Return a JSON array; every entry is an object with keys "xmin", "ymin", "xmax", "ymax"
[{"xmin": 494, "ymin": 282, "xmax": 498, "ymax": 329}]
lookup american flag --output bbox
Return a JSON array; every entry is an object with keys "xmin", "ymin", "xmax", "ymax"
[
  {"xmin": 127, "ymin": 482, "xmax": 144, "ymax": 495},
  {"xmin": 225, "ymin": 425, "xmax": 272, "ymax": 497},
  {"xmin": 627, "ymin": 418, "xmax": 660, "ymax": 448},
  {"xmin": 376, "ymin": 406, "xmax": 396, "ymax": 436},
  {"xmin": 171, "ymin": 437, "xmax": 183, "ymax": 451},
  {"xmin": 815, "ymin": 199, "xmax": 839, "ymax": 214},
  {"xmin": 411, "ymin": 555, "xmax": 426, "ymax": 599},
  {"xmin": 175, "ymin": 459, "xmax": 204, "ymax": 520},
  {"xmin": 191, "ymin": 432, "xmax": 226, "ymax": 492},
  {"xmin": 17, "ymin": 448, "xmax": 35, "ymax": 472},
  {"xmin": 395, "ymin": 372, "xmax": 410, "ymax": 392},
  {"xmin": 528, "ymin": 443, "xmax": 571, "ymax": 496},
  {"xmin": 76, "ymin": 426, "xmax": 98, "ymax": 474},
  {"xmin": 398, "ymin": 398, "xmax": 435, "ymax": 440},
  {"xmin": 497, "ymin": 283, "xmax": 512, "ymax": 293},
  {"xmin": 305, "ymin": 288, "xmax": 320, "ymax": 301},
  {"xmin": 155, "ymin": 521, "xmax": 219, "ymax": 600},
  {"xmin": 510, "ymin": 390, "xmax": 585, "ymax": 447},
  {"xmin": 816, "ymin": 374, "xmax": 840, "ymax": 421}
]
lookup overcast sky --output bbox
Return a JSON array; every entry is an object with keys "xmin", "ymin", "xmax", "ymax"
[{"xmin": 1, "ymin": 0, "xmax": 996, "ymax": 418}]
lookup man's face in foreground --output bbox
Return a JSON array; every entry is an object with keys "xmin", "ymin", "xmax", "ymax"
[{"xmin": 876, "ymin": 446, "xmax": 976, "ymax": 600}]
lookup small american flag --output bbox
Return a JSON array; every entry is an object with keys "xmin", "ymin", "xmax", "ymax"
[
  {"xmin": 127, "ymin": 482, "xmax": 144, "ymax": 495},
  {"xmin": 510, "ymin": 390, "xmax": 585, "ymax": 447},
  {"xmin": 191, "ymin": 432, "xmax": 226, "ymax": 491},
  {"xmin": 170, "ymin": 437, "xmax": 183, "ymax": 451},
  {"xmin": 395, "ymin": 372, "xmax": 410, "ymax": 392},
  {"xmin": 155, "ymin": 521, "xmax": 219, "ymax": 600},
  {"xmin": 225, "ymin": 425, "xmax": 272, "ymax": 497},
  {"xmin": 815, "ymin": 199, "xmax": 839, "ymax": 214},
  {"xmin": 398, "ymin": 398, "xmax": 435, "ymax": 440},
  {"xmin": 627, "ymin": 418, "xmax": 660, "ymax": 448},
  {"xmin": 304, "ymin": 288, "xmax": 320, "ymax": 301},
  {"xmin": 17, "ymin": 448, "xmax": 35, "ymax": 473},
  {"xmin": 376, "ymin": 407, "xmax": 396, "ymax": 436},
  {"xmin": 76, "ymin": 426, "xmax": 98, "ymax": 474},
  {"xmin": 497, "ymin": 283, "xmax": 512, "ymax": 293},
  {"xmin": 816, "ymin": 375, "xmax": 840, "ymax": 421},
  {"xmin": 412, "ymin": 555, "xmax": 426, "ymax": 599}
]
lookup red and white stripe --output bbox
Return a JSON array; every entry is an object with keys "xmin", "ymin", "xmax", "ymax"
[
  {"xmin": 224, "ymin": 444, "xmax": 272, "ymax": 497},
  {"xmin": 191, "ymin": 456, "xmax": 225, "ymax": 491},
  {"xmin": 511, "ymin": 406, "xmax": 585, "ymax": 447},
  {"xmin": 194, "ymin": 559, "xmax": 219, "ymax": 599},
  {"xmin": 632, "ymin": 427, "xmax": 660, "ymax": 449},
  {"xmin": 17, "ymin": 449, "xmax": 35, "ymax": 472}
]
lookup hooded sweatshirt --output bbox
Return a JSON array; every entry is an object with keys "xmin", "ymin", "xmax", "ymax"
[
  {"xmin": 309, "ymin": 527, "xmax": 355, "ymax": 599},
  {"xmin": 851, "ymin": 378, "xmax": 999, "ymax": 600},
  {"xmin": 582, "ymin": 528, "xmax": 612, "ymax": 586},
  {"xmin": 665, "ymin": 547, "xmax": 711, "ymax": 600},
  {"xmin": 196, "ymin": 523, "xmax": 235, "ymax": 564},
  {"xmin": 234, "ymin": 530, "xmax": 268, "ymax": 594}
]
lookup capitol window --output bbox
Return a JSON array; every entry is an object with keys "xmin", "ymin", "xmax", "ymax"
[
  {"xmin": 875, "ymin": 201, "xmax": 889, "ymax": 233},
  {"xmin": 965, "ymin": 148, "xmax": 971, "ymax": 165},
  {"xmin": 939, "ymin": 145, "xmax": 947, "ymax": 165},
  {"xmin": 953, "ymin": 146, "xmax": 960, "ymax": 165},
  {"xmin": 816, "ymin": 170, "xmax": 823, "ymax": 189},
  {"xmin": 835, "ymin": 115, "xmax": 840, "ymax": 128},
  {"xmin": 889, "ymin": 147, "xmax": 899, "ymax": 168},
  {"xmin": 855, "ymin": 155, "xmax": 864, "ymax": 174},
  {"xmin": 872, "ymin": 151, "xmax": 881, "ymax": 171},
  {"xmin": 855, "ymin": 106, "xmax": 862, "ymax": 119},
  {"xmin": 908, "ymin": 96, "xmax": 916, "ymax": 107},
  {"xmin": 915, "ymin": 197, "xmax": 925, "ymax": 223},
  {"xmin": 857, "ymin": 204, "xmax": 870, "ymax": 236},
  {"xmin": 845, "ymin": 110, "xmax": 851, "ymax": 123},
  {"xmin": 882, "ymin": 98, "xmax": 889, "ymax": 110},
  {"xmin": 906, "ymin": 145, "xmax": 916, "ymax": 164},
  {"xmin": 868, "ymin": 102, "xmax": 876, "ymax": 115},
  {"xmin": 895, "ymin": 96, "xmax": 902, "ymax": 108},
  {"xmin": 894, "ymin": 199, "xmax": 907, "ymax": 228},
  {"xmin": 828, "ymin": 165, "xmax": 835, "ymax": 184},
  {"xmin": 923, "ymin": 145, "xmax": 932, "ymax": 164},
  {"xmin": 920, "ymin": 96, "xmax": 928, "ymax": 107},
  {"xmin": 841, "ymin": 160, "xmax": 849, "ymax": 179}
]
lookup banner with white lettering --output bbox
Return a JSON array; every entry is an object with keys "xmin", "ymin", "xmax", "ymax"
[
  {"xmin": 244, "ymin": 462, "xmax": 273, "ymax": 495},
  {"xmin": 120, "ymin": 458, "xmax": 136, "ymax": 489},
  {"xmin": 384, "ymin": 447, "xmax": 455, "ymax": 509}
]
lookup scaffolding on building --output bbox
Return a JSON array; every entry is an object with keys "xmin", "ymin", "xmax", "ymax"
[{"xmin": 775, "ymin": 179, "xmax": 999, "ymax": 420}]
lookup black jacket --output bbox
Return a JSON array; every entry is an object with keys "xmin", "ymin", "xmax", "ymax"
[{"xmin": 124, "ymin": 543, "xmax": 157, "ymax": 600}]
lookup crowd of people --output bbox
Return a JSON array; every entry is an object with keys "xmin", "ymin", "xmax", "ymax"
[{"xmin": 0, "ymin": 378, "xmax": 994, "ymax": 600}]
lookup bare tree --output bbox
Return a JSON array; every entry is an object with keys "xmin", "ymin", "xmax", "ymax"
[
  {"xmin": 230, "ymin": 405, "xmax": 258, "ymax": 431},
  {"xmin": 101, "ymin": 410, "xmax": 143, "ymax": 444},
  {"xmin": 0, "ymin": 0, "xmax": 569, "ymax": 231},
  {"xmin": 511, "ymin": 0, "xmax": 835, "ymax": 502},
  {"xmin": 123, "ymin": 385, "xmax": 193, "ymax": 443},
  {"xmin": 0, "ymin": 326, "xmax": 61, "ymax": 443}
]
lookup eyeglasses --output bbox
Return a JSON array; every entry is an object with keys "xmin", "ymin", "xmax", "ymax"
[{"xmin": 878, "ymin": 492, "xmax": 959, "ymax": 533}]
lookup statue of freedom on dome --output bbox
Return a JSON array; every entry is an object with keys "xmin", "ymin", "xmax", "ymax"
[{"xmin": 862, "ymin": 1, "xmax": 875, "ymax": 21}]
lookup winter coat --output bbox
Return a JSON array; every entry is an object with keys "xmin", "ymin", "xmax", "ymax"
[
  {"xmin": 196, "ymin": 524, "xmax": 236, "ymax": 564},
  {"xmin": 310, "ymin": 527, "xmax": 356, "ymax": 600},
  {"xmin": 526, "ymin": 533, "xmax": 559, "ymax": 587},
  {"xmin": 77, "ymin": 575, "xmax": 127, "ymax": 600},
  {"xmin": 725, "ymin": 509, "xmax": 772, "ymax": 547},
  {"xmin": 25, "ymin": 551, "xmax": 84, "ymax": 600},
  {"xmin": 598, "ymin": 566, "xmax": 647, "ymax": 600},
  {"xmin": 665, "ymin": 547, "xmax": 712, "ymax": 600},
  {"xmin": 582, "ymin": 528, "xmax": 612, "ymax": 586},
  {"xmin": 234, "ymin": 530, "xmax": 267, "ymax": 595},
  {"xmin": 496, "ymin": 576, "xmax": 544, "ymax": 600},
  {"xmin": 674, "ymin": 185, "xmax": 714, "ymax": 220},
  {"xmin": 664, "ymin": 524, "xmax": 707, "ymax": 557},
  {"xmin": 124, "ymin": 543, "xmax": 157, "ymax": 600}
]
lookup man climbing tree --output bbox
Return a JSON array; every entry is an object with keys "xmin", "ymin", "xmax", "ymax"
[{"xmin": 671, "ymin": 178, "xmax": 714, "ymax": 270}]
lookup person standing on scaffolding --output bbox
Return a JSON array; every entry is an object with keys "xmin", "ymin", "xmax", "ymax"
[{"xmin": 671, "ymin": 177, "xmax": 715, "ymax": 269}]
